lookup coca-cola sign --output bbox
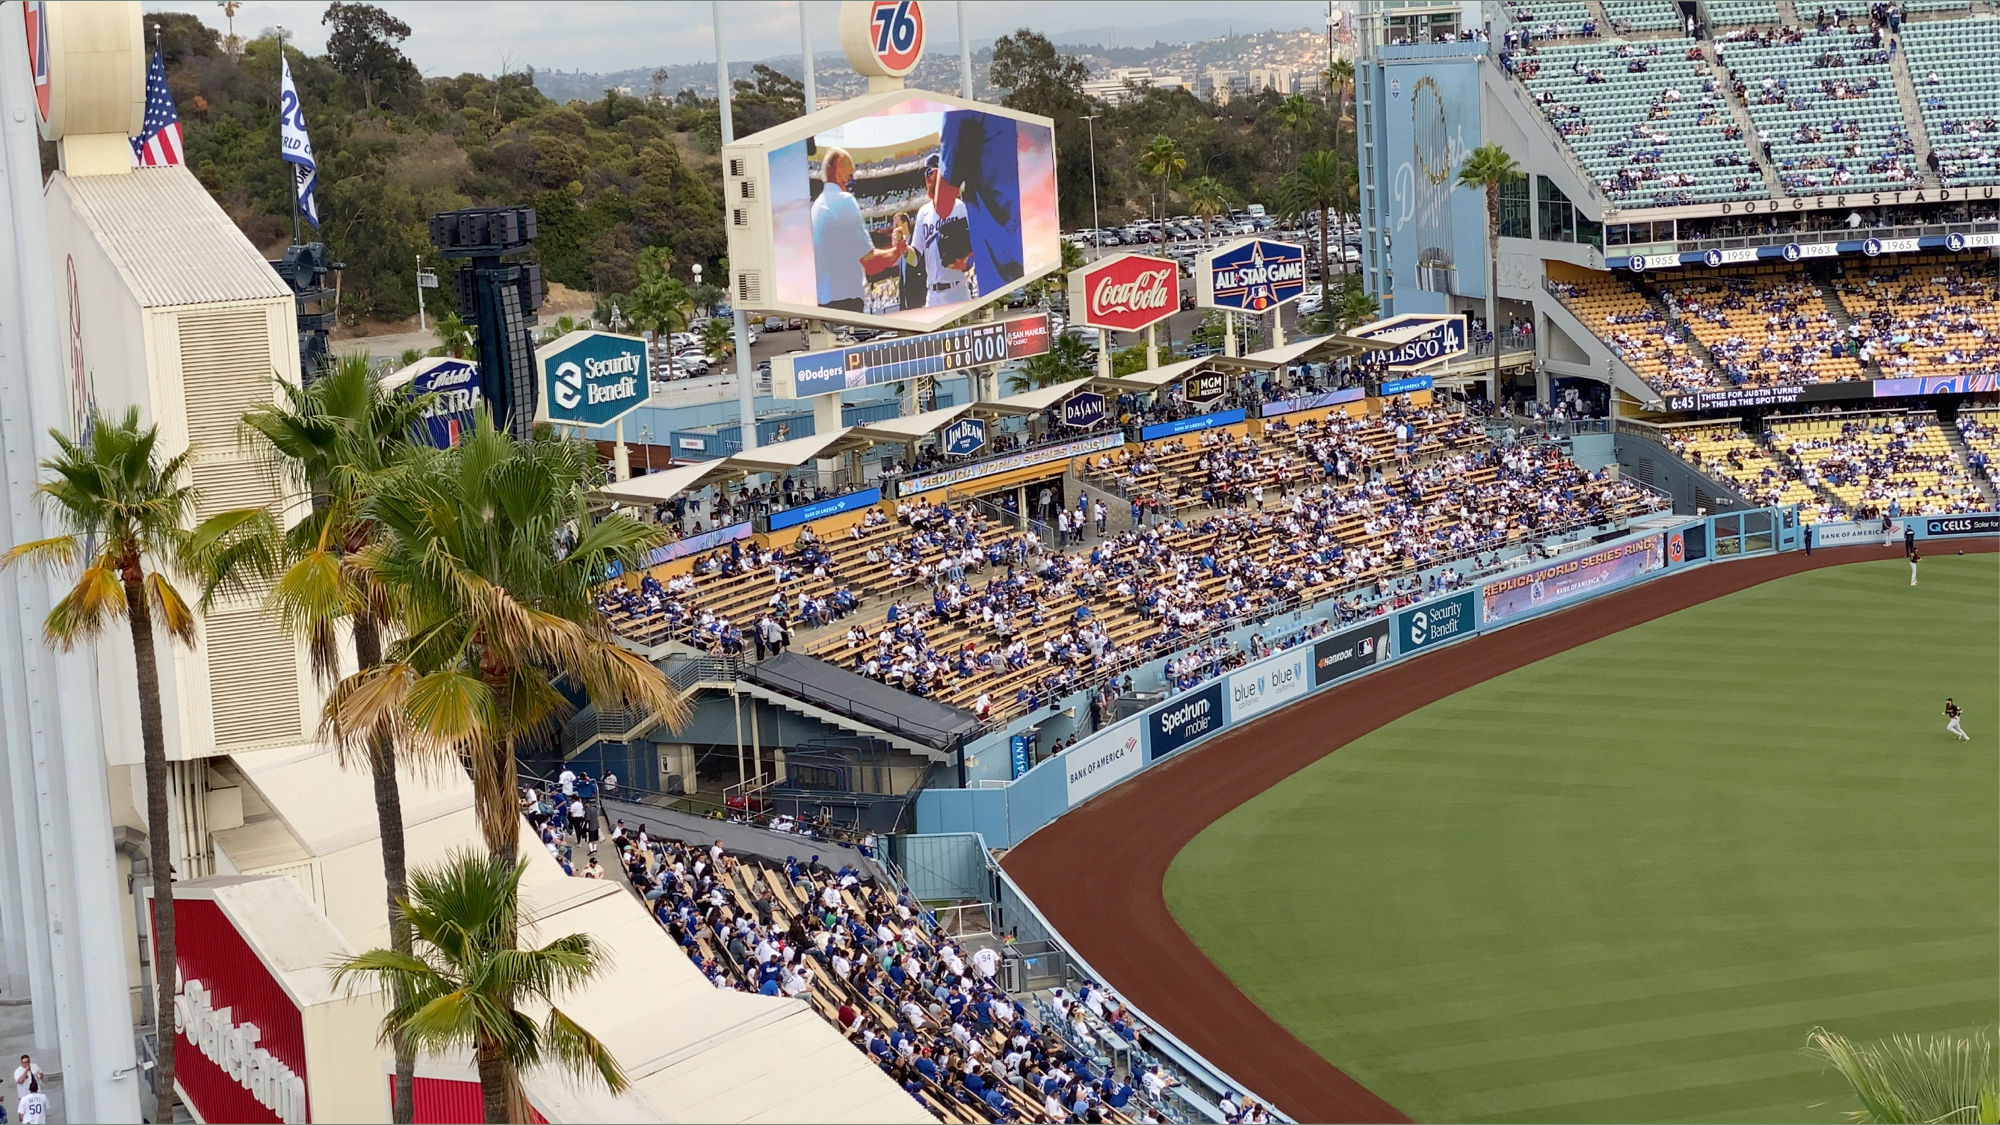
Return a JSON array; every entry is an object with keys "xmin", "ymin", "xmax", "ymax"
[{"xmin": 1067, "ymin": 253, "xmax": 1181, "ymax": 332}]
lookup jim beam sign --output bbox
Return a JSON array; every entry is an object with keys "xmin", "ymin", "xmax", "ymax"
[{"xmin": 1068, "ymin": 253, "xmax": 1180, "ymax": 333}]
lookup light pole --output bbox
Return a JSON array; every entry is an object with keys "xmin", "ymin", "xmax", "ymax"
[
  {"xmin": 691, "ymin": 262, "xmax": 704, "ymax": 318},
  {"xmin": 1081, "ymin": 113, "xmax": 1102, "ymax": 255},
  {"xmin": 639, "ymin": 424, "xmax": 654, "ymax": 473}
]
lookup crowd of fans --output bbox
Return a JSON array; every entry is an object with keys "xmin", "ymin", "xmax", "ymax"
[
  {"xmin": 593, "ymin": 813, "xmax": 1214, "ymax": 1124},
  {"xmin": 1770, "ymin": 412, "xmax": 1989, "ymax": 519},
  {"xmin": 1833, "ymin": 256, "xmax": 2000, "ymax": 378},
  {"xmin": 1656, "ymin": 274, "xmax": 1867, "ymax": 390}
]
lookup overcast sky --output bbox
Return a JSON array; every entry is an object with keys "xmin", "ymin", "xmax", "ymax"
[{"xmin": 141, "ymin": 1, "xmax": 1331, "ymax": 76}]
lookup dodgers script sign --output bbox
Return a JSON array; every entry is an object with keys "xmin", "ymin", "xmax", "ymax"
[
  {"xmin": 1067, "ymin": 253, "xmax": 1180, "ymax": 332},
  {"xmin": 1196, "ymin": 238, "xmax": 1307, "ymax": 312},
  {"xmin": 537, "ymin": 330, "xmax": 650, "ymax": 428}
]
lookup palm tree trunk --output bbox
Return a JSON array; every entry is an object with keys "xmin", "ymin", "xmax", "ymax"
[
  {"xmin": 1318, "ymin": 204, "xmax": 1332, "ymax": 314},
  {"xmin": 1487, "ymin": 187, "xmax": 1503, "ymax": 402},
  {"xmin": 1332, "ymin": 90, "xmax": 1342, "ymax": 276},
  {"xmin": 476, "ymin": 1038, "xmax": 512, "ymax": 1125},
  {"xmin": 351, "ymin": 614, "xmax": 415, "ymax": 1125},
  {"xmin": 123, "ymin": 571, "xmax": 177, "ymax": 1125}
]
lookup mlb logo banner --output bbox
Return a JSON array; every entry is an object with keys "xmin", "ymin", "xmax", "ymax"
[
  {"xmin": 1196, "ymin": 238, "xmax": 1307, "ymax": 312},
  {"xmin": 942, "ymin": 416, "xmax": 987, "ymax": 456}
]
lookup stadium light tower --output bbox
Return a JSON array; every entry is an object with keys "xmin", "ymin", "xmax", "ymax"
[{"xmin": 1082, "ymin": 113, "xmax": 1102, "ymax": 253}]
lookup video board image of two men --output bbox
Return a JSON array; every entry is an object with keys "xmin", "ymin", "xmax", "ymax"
[{"xmin": 769, "ymin": 99, "xmax": 1059, "ymax": 324}]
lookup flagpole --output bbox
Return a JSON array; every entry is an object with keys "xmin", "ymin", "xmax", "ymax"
[{"xmin": 279, "ymin": 30, "xmax": 298, "ymax": 245}]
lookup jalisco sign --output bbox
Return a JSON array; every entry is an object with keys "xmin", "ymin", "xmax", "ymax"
[
  {"xmin": 1351, "ymin": 313, "xmax": 1469, "ymax": 370},
  {"xmin": 1067, "ymin": 253, "xmax": 1180, "ymax": 332},
  {"xmin": 1196, "ymin": 238, "xmax": 1307, "ymax": 312},
  {"xmin": 536, "ymin": 330, "xmax": 650, "ymax": 428}
]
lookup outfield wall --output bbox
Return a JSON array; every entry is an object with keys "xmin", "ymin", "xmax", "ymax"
[{"xmin": 915, "ymin": 504, "xmax": 2000, "ymax": 847}]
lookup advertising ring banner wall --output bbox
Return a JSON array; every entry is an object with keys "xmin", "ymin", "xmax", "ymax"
[{"xmin": 1480, "ymin": 534, "xmax": 1665, "ymax": 624}]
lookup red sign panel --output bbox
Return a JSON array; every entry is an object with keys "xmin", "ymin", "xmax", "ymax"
[
  {"xmin": 1069, "ymin": 253, "xmax": 1180, "ymax": 333},
  {"xmin": 157, "ymin": 898, "xmax": 311, "ymax": 1124},
  {"xmin": 25, "ymin": 1, "xmax": 50, "ymax": 124}
]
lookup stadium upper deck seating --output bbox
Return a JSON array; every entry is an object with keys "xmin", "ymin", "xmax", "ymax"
[
  {"xmin": 1723, "ymin": 27, "xmax": 1922, "ymax": 196},
  {"xmin": 1653, "ymin": 265, "xmax": 1868, "ymax": 390},
  {"xmin": 1514, "ymin": 37, "xmax": 1765, "ymax": 205},
  {"xmin": 1603, "ymin": 0, "xmax": 1683, "ymax": 32},
  {"xmin": 1902, "ymin": 16, "xmax": 2000, "ymax": 186},
  {"xmin": 1832, "ymin": 254, "xmax": 2000, "ymax": 378},
  {"xmin": 1708, "ymin": 0, "xmax": 1783, "ymax": 25},
  {"xmin": 1506, "ymin": 1, "xmax": 1599, "ymax": 38}
]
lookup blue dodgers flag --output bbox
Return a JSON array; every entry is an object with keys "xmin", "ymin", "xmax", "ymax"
[
  {"xmin": 938, "ymin": 108, "xmax": 1024, "ymax": 297},
  {"xmin": 280, "ymin": 57, "xmax": 319, "ymax": 229}
]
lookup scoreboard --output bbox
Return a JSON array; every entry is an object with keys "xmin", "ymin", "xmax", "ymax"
[{"xmin": 775, "ymin": 313, "xmax": 1053, "ymax": 398}]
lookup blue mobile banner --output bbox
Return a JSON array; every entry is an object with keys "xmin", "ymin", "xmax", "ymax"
[{"xmin": 766, "ymin": 487, "xmax": 882, "ymax": 532}]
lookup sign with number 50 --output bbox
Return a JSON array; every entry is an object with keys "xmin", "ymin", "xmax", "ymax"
[{"xmin": 840, "ymin": 0, "xmax": 926, "ymax": 78}]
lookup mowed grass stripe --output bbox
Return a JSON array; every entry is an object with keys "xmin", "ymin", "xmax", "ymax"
[{"xmin": 1165, "ymin": 555, "xmax": 1999, "ymax": 1123}]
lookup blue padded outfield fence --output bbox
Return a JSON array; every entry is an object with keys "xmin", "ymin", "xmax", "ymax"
[{"xmin": 900, "ymin": 504, "xmax": 1996, "ymax": 1123}]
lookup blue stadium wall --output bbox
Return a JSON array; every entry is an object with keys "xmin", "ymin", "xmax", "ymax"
[{"xmin": 1357, "ymin": 46, "xmax": 1494, "ymax": 316}]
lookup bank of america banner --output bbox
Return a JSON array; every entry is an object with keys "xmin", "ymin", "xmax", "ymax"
[{"xmin": 1481, "ymin": 535, "xmax": 1665, "ymax": 624}]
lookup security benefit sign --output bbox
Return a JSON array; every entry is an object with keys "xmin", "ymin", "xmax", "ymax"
[
  {"xmin": 536, "ymin": 330, "xmax": 650, "ymax": 427},
  {"xmin": 1480, "ymin": 535, "xmax": 1664, "ymax": 625},
  {"xmin": 1196, "ymin": 238, "xmax": 1307, "ymax": 312},
  {"xmin": 1148, "ymin": 681, "xmax": 1224, "ymax": 761},
  {"xmin": 1065, "ymin": 716, "xmax": 1145, "ymax": 805},
  {"xmin": 1311, "ymin": 618, "xmax": 1393, "ymax": 688},
  {"xmin": 1226, "ymin": 651, "xmax": 1309, "ymax": 724},
  {"xmin": 1395, "ymin": 589, "xmax": 1478, "ymax": 655}
]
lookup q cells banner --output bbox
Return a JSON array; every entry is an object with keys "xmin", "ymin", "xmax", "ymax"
[
  {"xmin": 1064, "ymin": 717, "xmax": 1145, "ymax": 806},
  {"xmin": 1481, "ymin": 535, "xmax": 1665, "ymax": 624},
  {"xmin": 1311, "ymin": 619, "xmax": 1394, "ymax": 687},
  {"xmin": 1148, "ymin": 681, "xmax": 1224, "ymax": 761},
  {"xmin": 1226, "ymin": 651, "xmax": 1309, "ymax": 723},
  {"xmin": 1924, "ymin": 512, "xmax": 2000, "ymax": 537}
]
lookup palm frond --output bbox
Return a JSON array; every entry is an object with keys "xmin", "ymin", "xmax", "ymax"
[
  {"xmin": 44, "ymin": 555, "xmax": 129, "ymax": 646},
  {"xmin": 544, "ymin": 1006, "xmax": 631, "ymax": 1094},
  {"xmin": 1805, "ymin": 1026, "xmax": 1999, "ymax": 1125},
  {"xmin": 0, "ymin": 534, "xmax": 82, "ymax": 572},
  {"xmin": 146, "ymin": 572, "xmax": 199, "ymax": 644}
]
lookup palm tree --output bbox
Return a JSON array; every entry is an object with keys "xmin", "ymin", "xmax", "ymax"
[
  {"xmin": 216, "ymin": 0, "xmax": 241, "ymax": 58},
  {"xmin": 206, "ymin": 357, "xmax": 432, "ymax": 1123},
  {"xmin": 327, "ymin": 414, "xmax": 685, "ymax": 866},
  {"xmin": 1136, "ymin": 135, "xmax": 1186, "ymax": 224},
  {"xmin": 1184, "ymin": 176, "xmax": 1229, "ymax": 247},
  {"xmin": 1333, "ymin": 283, "xmax": 1381, "ymax": 332},
  {"xmin": 1282, "ymin": 151, "xmax": 1343, "ymax": 314},
  {"xmin": 1, "ymin": 408, "xmax": 269, "ymax": 1125},
  {"xmin": 1325, "ymin": 58, "xmax": 1356, "ymax": 227},
  {"xmin": 1274, "ymin": 92, "xmax": 1318, "ymax": 164},
  {"xmin": 699, "ymin": 316, "xmax": 735, "ymax": 360},
  {"xmin": 1804, "ymin": 1026, "xmax": 1998, "ymax": 1125},
  {"xmin": 623, "ymin": 246, "xmax": 694, "ymax": 337},
  {"xmin": 432, "ymin": 311, "xmax": 475, "ymax": 360},
  {"xmin": 537, "ymin": 315, "xmax": 580, "ymax": 345},
  {"xmin": 332, "ymin": 850, "xmax": 629, "ymax": 1125},
  {"xmin": 1456, "ymin": 142, "xmax": 1525, "ymax": 398},
  {"xmin": 1005, "ymin": 332, "xmax": 1092, "ymax": 393}
]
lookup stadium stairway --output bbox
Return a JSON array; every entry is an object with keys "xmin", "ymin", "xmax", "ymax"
[
  {"xmin": 1704, "ymin": 40, "xmax": 1789, "ymax": 195},
  {"xmin": 1774, "ymin": 0, "xmax": 1802, "ymax": 24},
  {"xmin": 1812, "ymin": 275, "xmax": 1881, "ymax": 377},
  {"xmin": 1585, "ymin": 0, "xmax": 1613, "ymax": 28},
  {"xmin": 1942, "ymin": 423, "xmax": 2000, "ymax": 508},
  {"xmin": 1885, "ymin": 42, "xmax": 1943, "ymax": 188},
  {"xmin": 1638, "ymin": 280, "xmax": 1731, "ymax": 376}
]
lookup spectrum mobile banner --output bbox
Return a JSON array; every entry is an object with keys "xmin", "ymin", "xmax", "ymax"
[{"xmin": 1481, "ymin": 534, "xmax": 1665, "ymax": 624}]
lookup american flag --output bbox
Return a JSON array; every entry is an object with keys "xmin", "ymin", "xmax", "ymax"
[{"xmin": 132, "ymin": 48, "xmax": 184, "ymax": 167}]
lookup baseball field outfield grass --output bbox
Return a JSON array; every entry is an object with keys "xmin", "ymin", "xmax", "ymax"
[{"xmin": 1164, "ymin": 553, "xmax": 2000, "ymax": 1124}]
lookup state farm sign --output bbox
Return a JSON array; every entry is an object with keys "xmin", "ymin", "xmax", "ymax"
[{"xmin": 1067, "ymin": 253, "xmax": 1180, "ymax": 333}]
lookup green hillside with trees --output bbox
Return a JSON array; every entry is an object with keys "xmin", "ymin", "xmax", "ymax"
[{"xmin": 142, "ymin": 6, "xmax": 1356, "ymax": 330}]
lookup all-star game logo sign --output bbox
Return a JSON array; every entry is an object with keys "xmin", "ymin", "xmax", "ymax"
[{"xmin": 1197, "ymin": 238, "xmax": 1307, "ymax": 313}]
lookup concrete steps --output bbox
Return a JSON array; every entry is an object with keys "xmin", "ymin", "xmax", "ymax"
[
  {"xmin": 1704, "ymin": 40, "xmax": 1789, "ymax": 196},
  {"xmin": 1884, "ymin": 40, "xmax": 1943, "ymax": 188}
]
